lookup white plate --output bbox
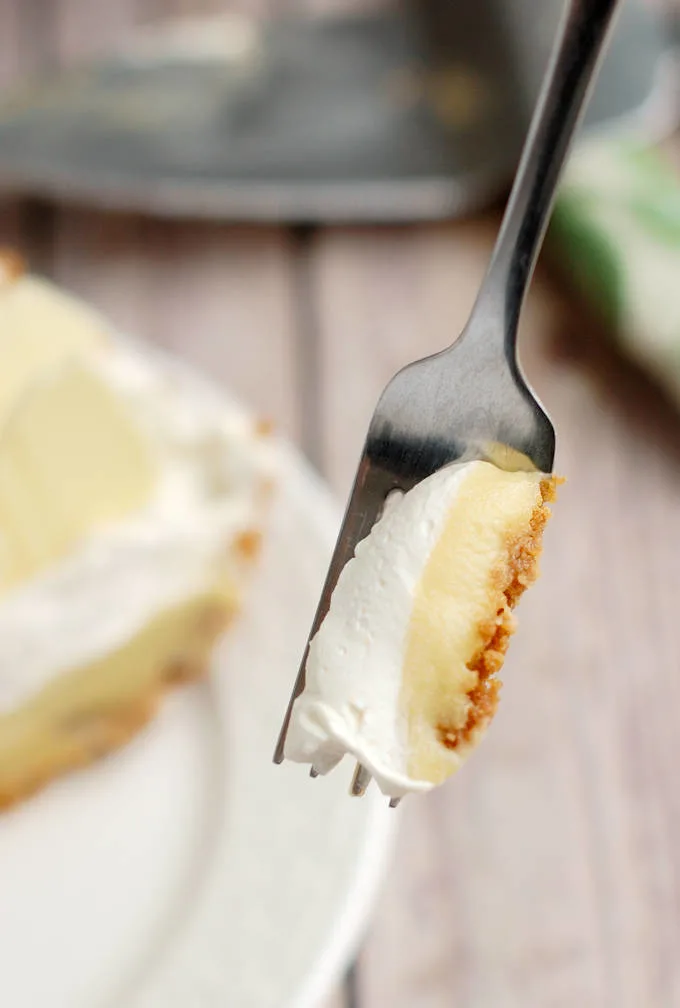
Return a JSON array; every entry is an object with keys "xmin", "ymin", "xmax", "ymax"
[{"xmin": 0, "ymin": 441, "xmax": 393, "ymax": 1008}]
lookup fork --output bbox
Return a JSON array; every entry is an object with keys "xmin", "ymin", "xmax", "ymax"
[{"xmin": 274, "ymin": 0, "xmax": 621, "ymax": 800}]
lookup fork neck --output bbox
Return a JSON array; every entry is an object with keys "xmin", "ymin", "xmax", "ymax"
[{"xmin": 466, "ymin": 0, "xmax": 621, "ymax": 360}]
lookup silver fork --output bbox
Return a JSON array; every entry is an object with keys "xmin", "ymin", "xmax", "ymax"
[{"xmin": 274, "ymin": 0, "xmax": 621, "ymax": 799}]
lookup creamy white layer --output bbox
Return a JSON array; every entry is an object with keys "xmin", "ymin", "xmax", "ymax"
[{"xmin": 285, "ymin": 463, "xmax": 473, "ymax": 797}]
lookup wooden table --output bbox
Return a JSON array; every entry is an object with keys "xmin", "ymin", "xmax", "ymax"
[{"xmin": 2, "ymin": 2, "xmax": 680, "ymax": 1006}]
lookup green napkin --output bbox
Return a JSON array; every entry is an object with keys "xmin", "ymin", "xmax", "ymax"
[{"xmin": 550, "ymin": 136, "xmax": 680, "ymax": 406}]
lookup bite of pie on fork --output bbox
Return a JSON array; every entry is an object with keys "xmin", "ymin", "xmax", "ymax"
[{"xmin": 275, "ymin": 0, "xmax": 620, "ymax": 803}]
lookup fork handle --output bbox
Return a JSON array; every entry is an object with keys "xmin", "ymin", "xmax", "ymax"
[{"xmin": 469, "ymin": 0, "xmax": 621, "ymax": 354}]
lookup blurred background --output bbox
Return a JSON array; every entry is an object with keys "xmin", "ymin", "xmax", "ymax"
[{"xmin": 0, "ymin": 0, "xmax": 679, "ymax": 1006}]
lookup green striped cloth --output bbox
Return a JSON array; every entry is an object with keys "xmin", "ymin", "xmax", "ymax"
[{"xmin": 550, "ymin": 137, "xmax": 680, "ymax": 407}]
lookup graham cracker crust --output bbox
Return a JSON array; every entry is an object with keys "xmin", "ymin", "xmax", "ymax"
[
  {"xmin": 0, "ymin": 624, "xmax": 231, "ymax": 812},
  {"xmin": 438, "ymin": 476, "xmax": 560, "ymax": 753},
  {"xmin": 0, "ymin": 248, "xmax": 25, "ymax": 286}
]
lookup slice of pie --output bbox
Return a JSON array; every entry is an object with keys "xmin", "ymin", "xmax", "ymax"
[
  {"xmin": 0, "ymin": 251, "xmax": 274, "ymax": 809},
  {"xmin": 285, "ymin": 459, "xmax": 559, "ymax": 799}
]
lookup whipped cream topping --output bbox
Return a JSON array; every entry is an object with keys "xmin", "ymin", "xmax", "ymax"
[
  {"xmin": 285, "ymin": 463, "xmax": 474, "ymax": 798},
  {"xmin": 0, "ymin": 340, "xmax": 275, "ymax": 714}
]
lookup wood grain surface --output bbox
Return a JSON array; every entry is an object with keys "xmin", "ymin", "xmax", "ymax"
[{"xmin": 1, "ymin": 2, "xmax": 679, "ymax": 1007}]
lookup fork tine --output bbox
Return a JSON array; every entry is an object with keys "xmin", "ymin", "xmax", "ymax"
[
  {"xmin": 389, "ymin": 797, "xmax": 401, "ymax": 808},
  {"xmin": 350, "ymin": 763, "xmax": 372, "ymax": 796},
  {"xmin": 309, "ymin": 766, "xmax": 319, "ymax": 778},
  {"xmin": 274, "ymin": 458, "xmax": 400, "ymax": 764}
]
